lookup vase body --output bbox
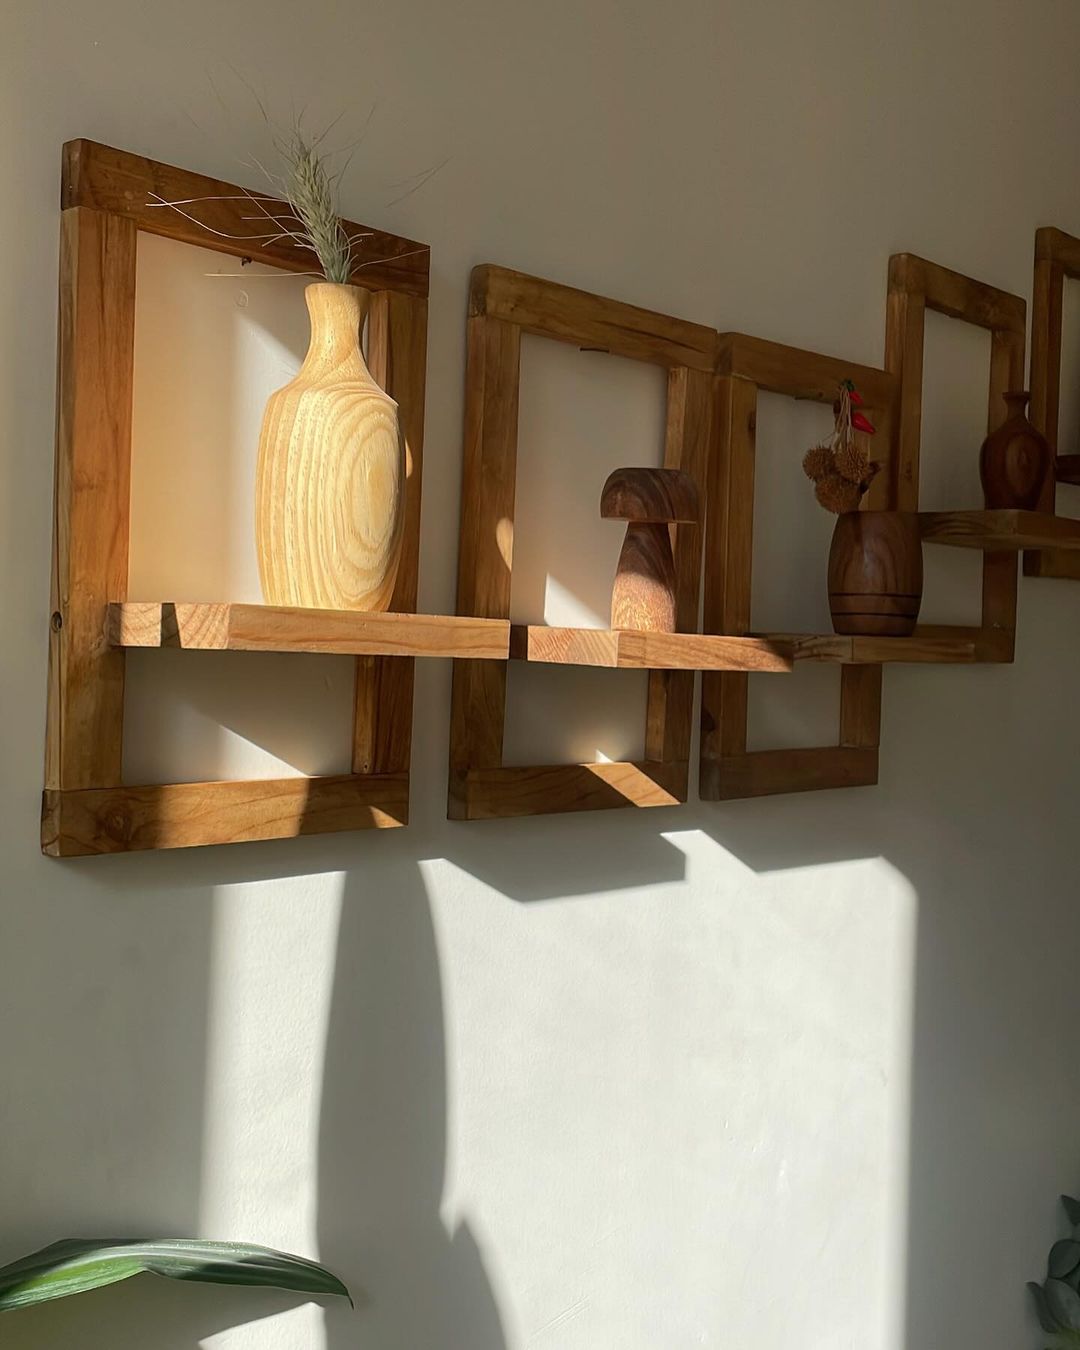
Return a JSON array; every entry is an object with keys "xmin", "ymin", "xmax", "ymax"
[
  {"xmin": 828, "ymin": 510, "xmax": 923, "ymax": 637},
  {"xmin": 979, "ymin": 390, "xmax": 1052, "ymax": 511},
  {"xmin": 255, "ymin": 283, "xmax": 404, "ymax": 611}
]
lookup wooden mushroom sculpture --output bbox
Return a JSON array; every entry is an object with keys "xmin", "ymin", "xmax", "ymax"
[{"xmin": 601, "ymin": 467, "xmax": 701, "ymax": 632}]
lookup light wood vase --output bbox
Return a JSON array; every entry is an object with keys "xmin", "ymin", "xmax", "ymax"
[
  {"xmin": 255, "ymin": 283, "xmax": 404, "ymax": 611},
  {"xmin": 828, "ymin": 510, "xmax": 923, "ymax": 637}
]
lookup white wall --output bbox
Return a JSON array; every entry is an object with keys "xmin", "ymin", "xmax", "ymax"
[{"xmin": 3, "ymin": 2, "xmax": 1080, "ymax": 1346}]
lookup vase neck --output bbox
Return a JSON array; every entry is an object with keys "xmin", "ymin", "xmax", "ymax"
[
  {"xmin": 1002, "ymin": 390, "xmax": 1031, "ymax": 417},
  {"xmin": 300, "ymin": 283, "xmax": 374, "ymax": 383}
]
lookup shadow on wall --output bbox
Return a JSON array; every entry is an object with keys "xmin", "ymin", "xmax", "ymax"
[
  {"xmin": 317, "ymin": 862, "xmax": 508, "ymax": 1350},
  {"xmin": 0, "ymin": 863, "xmax": 288, "ymax": 1350}
]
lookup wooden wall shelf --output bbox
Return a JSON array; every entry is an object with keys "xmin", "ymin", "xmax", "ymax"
[
  {"xmin": 43, "ymin": 140, "xmax": 431, "ymax": 856},
  {"xmin": 508, "ymin": 626, "xmax": 793, "ymax": 671},
  {"xmin": 110, "ymin": 603, "xmax": 509, "ymax": 660},
  {"xmin": 1055, "ymin": 455, "xmax": 1080, "ymax": 485},
  {"xmin": 1025, "ymin": 226, "xmax": 1080, "ymax": 579},
  {"xmin": 43, "ymin": 774, "xmax": 407, "ymax": 858},
  {"xmin": 755, "ymin": 633, "xmax": 983, "ymax": 664},
  {"xmin": 446, "ymin": 252, "xmax": 1039, "ymax": 817},
  {"xmin": 700, "ymin": 333, "xmax": 898, "ymax": 801},
  {"xmin": 449, "ymin": 266, "xmax": 715, "ymax": 821},
  {"xmin": 508, "ymin": 627, "xmax": 990, "ymax": 669},
  {"xmin": 45, "ymin": 143, "xmax": 1073, "ymax": 845},
  {"xmin": 919, "ymin": 510, "xmax": 1080, "ymax": 551}
]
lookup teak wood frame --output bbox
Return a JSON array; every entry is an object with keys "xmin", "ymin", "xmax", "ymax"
[
  {"xmin": 43, "ymin": 140, "xmax": 430, "ymax": 855},
  {"xmin": 448, "ymin": 265, "xmax": 717, "ymax": 820},
  {"xmin": 1026, "ymin": 226, "xmax": 1080, "ymax": 580},
  {"xmin": 698, "ymin": 335, "xmax": 899, "ymax": 800},
  {"xmin": 884, "ymin": 252, "xmax": 1024, "ymax": 665},
  {"xmin": 699, "ymin": 254, "xmax": 1024, "ymax": 801}
]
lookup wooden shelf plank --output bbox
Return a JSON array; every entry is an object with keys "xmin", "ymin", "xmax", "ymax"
[
  {"xmin": 41, "ymin": 773, "xmax": 408, "ymax": 856},
  {"xmin": 708, "ymin": 747, "xmax": 879, "ymax": 800},
  {"xmin": 919, "ymin": 509, "xmax": 1080, "ymax": 550},
  {"xmin": 1055, "ymin": 455, "xmax": 1080, "ymax": 485},
  {"xmin": 511, "ymin": 625, "xmax": 989, "ymax": 668},
  {"xmin": 509, "ymin": 625, "xmax": 793, "ymax": 671},
  {"xmin": 458, "ymin": 761, "xmax": 687, "ymax": 819},
  {"xmin": 1024, "ymin": 548, "xmax": 1080, "ymax": 581},
  {"xmin": 109, "ymin": 602, "xmax": 510, "ymax": 659},
  {"xmin": 754, "ymin": 632, "xmax": 982, "ymax": 663}
]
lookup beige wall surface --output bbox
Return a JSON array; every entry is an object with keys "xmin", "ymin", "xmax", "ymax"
[{"xmin": 3, "ymin": 1, "xmax": 1080, "ymax": 1346}]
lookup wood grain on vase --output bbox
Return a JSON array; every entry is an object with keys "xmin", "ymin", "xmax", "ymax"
[
  {"xmin": 828, "ymin": 511, "xmax": 923, "ymax": 637},
  {"xmin": 979, "ymin": 391, "xmax": 1052, "ymax": 510},
  {"xmin": 255, "ymin": 283, "xmax": 404, "ymax": 612},
  {"xmin": 601, "ymin": 467, "xmax": 700, "ymax": 632}
]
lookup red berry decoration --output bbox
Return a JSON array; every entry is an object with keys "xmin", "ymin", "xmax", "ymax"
[{"xmin": 803, "ymin": 380, "xmax": 881, "ymax": 514}]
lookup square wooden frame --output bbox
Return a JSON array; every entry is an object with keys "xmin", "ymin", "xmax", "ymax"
[
  {"xmin": 699, "ymin": 252, "xmax": 1023, "ymax": 801},
  {"xmin": 698, "ymin": 335, "xmax": 899, "ymax": 800},
  {"xmin": 1025, "ymin": 226, "xmax": 1080, "ymax": 580},
  {"xmin": 42, "ymin": 140, "xmax": 431, "ymax": 855},
  {"xmin": 884, "ymin": 252, "xmax": 1023, "ymax": 663},
  {"xmin": 448, "ymin": 265, "xmax": 717, "ymax": 820}
]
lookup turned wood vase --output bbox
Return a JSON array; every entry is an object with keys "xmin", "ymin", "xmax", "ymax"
[
  {"xmin": 255, "ymin": 283, "xmax": 404, "ymax": 611},
  {"xmin": 828, "ymin": 510, "xmax": 923, "ymax": 637},
  {"xmin": 978, "ymin": 390, "xmax": 1052, "ymax": 511}
]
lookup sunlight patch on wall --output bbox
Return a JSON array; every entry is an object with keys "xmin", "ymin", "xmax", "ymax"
[
  {"xmin": 426, "ymin": 837, "xmax": 916, "ymax": 1350},
  {"xmin": 543, "ymin": 574, "xmax": 605, "ymax": 629},
  {"xmin": 663, "ymin": 832, "xmax": 917, "ymax": 1350}
]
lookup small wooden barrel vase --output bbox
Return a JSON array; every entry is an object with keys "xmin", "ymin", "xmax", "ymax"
[
  {"xmin": 979, "ymin": 390, "xmax": 1052, "ymax": 510},
  {"xmin": 601, "ymin": 467, "xmax": 701, "ymax": 631},
  {"xmin": 828, "ymin": 510, "xmax": 923, "ymax": 637},
  {"xmin": 255, "ymin": 283, "xmax": 404, "ymax": 611}
]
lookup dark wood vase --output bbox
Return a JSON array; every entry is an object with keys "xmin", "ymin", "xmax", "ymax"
[
  {"xmin": 979, "ymin": 390, "xmax": 1052, "ymax": 510},
  {"xmin": 828, "ymin": 510, "xmax": 923, "ymax": 637}
]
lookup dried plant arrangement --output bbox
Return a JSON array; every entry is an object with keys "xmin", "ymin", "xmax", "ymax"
[
  {"xmin": 146, "ymin": 120, "xmax": 426, "ymax": 282},
  {"xmin": 803, "ymin": 380, "xmax": 880, "ymax": 512}
]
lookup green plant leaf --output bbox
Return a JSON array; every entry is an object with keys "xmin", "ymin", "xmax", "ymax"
[
  {"xmin": 1050, "ymin": 1242, "xmax": 1080, "ymax": 1279},
  {"xmin": 1033, "ymin": 1281, "xmax": 1065, "ymax": 1333},
  {"xmin": 0, "ymin": 1239, "xmax": 351, "ymax": 1313},
  {"xmin": 1046, "ymin": 1279, "xmax": 1080, "ymax": 1333},
  {"xmin": 1062, "ymin": 1197, "xmax": 1080, "ymax": 1228}
]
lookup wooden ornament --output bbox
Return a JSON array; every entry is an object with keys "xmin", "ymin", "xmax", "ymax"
[
  {"xmin": 601, "ymin": 467, "xmax": 700, "ymax": 632},
  {"xmin": 828, "ymin": 510, "xmax": 923, "ymax": 637},
  {"xmin": 979, "ymin": 390, "xmax": 1052, "ymax": 511},
  {"xmin": 256, "ymin": 283, "xmax": 404, "ymax": 611}
]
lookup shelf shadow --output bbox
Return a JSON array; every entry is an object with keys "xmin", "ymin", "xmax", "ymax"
[{"xmin": 317, "ymin": 863, "xmax": 508, "ymax": 1348}]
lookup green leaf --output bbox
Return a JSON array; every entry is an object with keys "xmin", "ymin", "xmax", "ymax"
[
  {"xmin": 1050, "ymin": 1242, "xmax": 1080, "ymax": 1279},
  {"xmin": 0, "ymin": 1239, "xmax": 351, "ymax": 1313},
  {"xmin": 1062, "ymin": 1197, "xmax": 1080, "ymax": 1228},
  {"xmin": 1046, "ymin": 1279, "xmax": 1080, "ymax": 1333},
  {"xmin": 1033, "ymin": 1281, "xmax": 1065, "ymax": 1333}
]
